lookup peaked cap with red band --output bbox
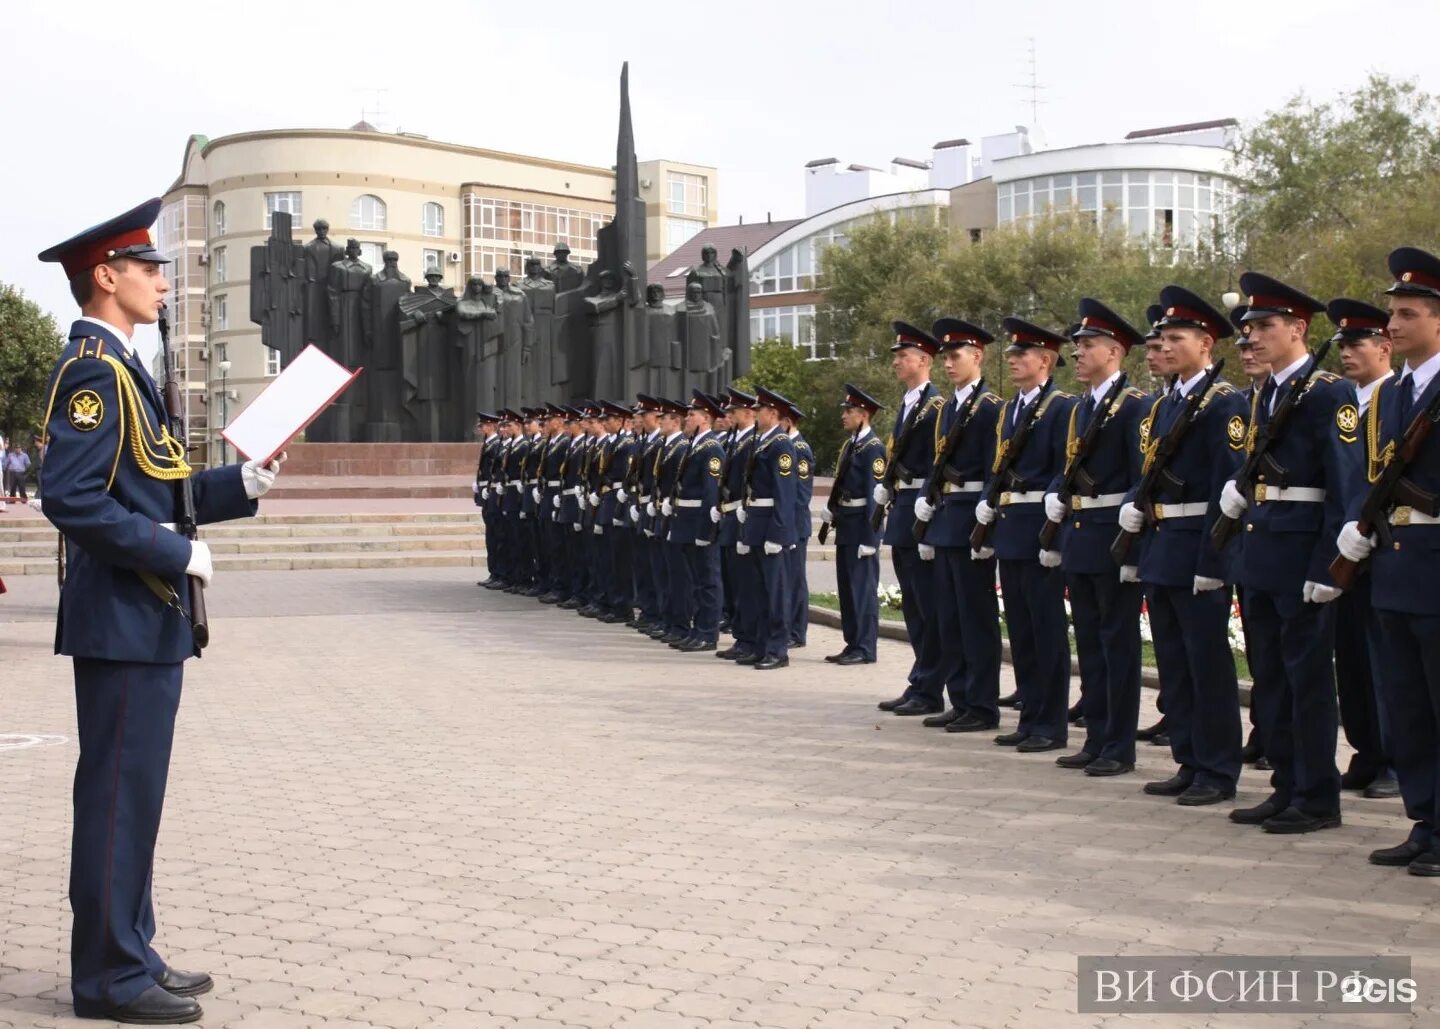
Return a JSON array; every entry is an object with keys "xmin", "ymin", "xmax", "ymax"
[
  {"xmin": 1000, "ymin": 316, "xmax": 1068, "ymax": 367},
  {"xmin": 1238, "ymin": 271, "xmax": 1323, "ymax": 323},
  {"xmin": 890, "ymin": 320, "xmax": 940, "ymax": 356},
  {"xmin": 1156, "ymin": 286, "xmax": 1233, "ymax": 340},
  {"xmin": 1386, "ymin": 246, "xmax": 1440, "ymax": 300},
  {"xmin": 1073, "ymin": 298, "xmax": 1144, "ymax": 351},
  {"xmin": 931, "ymin": 317, "xmax": 993, "ymax": 350},
  {"xmin": 1325, "ymin": 298, "xmax": 1390, "ymax": 342},
  {"xmin": 39, "ymin": 197, "xmax": 170, "ymax": 279}
]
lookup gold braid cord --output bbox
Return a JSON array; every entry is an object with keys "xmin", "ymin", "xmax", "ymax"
[
  {"xmin": 103, "ymin": 355, "xmax": 191, "ymax": 481},
  {"xmin": 1367, "ymin": 387, "xmax": 1394, "ymax": 484}
]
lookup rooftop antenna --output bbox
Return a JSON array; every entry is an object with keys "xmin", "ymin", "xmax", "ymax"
[
  {"xmin": 1013, "ymin": 37, "xmax": 1046, "ymax": 129},
  {"xmin": 348, "ymin": 86, "xmax": 391, "ymax": 130}
]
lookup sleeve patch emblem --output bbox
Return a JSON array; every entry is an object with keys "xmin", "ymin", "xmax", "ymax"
[
  {"xmin": 872, "ymin": 456, "xmax": 886, "ymax": 478},
  {"xmin": 707, "ymin": 456, "xmax": 722, "ymax": 475},
  {"xmin": 778, "ymin": 453, "xmax": 793, "ymax": 472},
  {"xmin": 1226, "ymin": 415, "xmax": 1246, "ymax": 444},
  {"xmin": 68, "ymin": 389, "xmax": 104, "ymax": 431},
  {"xmin": 1336, "ymin": 404, "xmax": 1359, "ymax": 435},
  {"xmin": 798, "ymin": 459, "xmax": 810, "ymax": 478}
]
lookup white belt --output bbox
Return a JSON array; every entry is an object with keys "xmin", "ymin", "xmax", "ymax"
[
  {"xmin": 1390, "ymin": 507, "xmax": 1440, "ymax": 526},
  {"xmin": 546, "ymin": 479, "xmax": 561, "ymax": 487},
  {"xmin": 568, "ymin": 486, "xmax": 584, "ymax": 496},
  {"xmin": 159, "ymin": 522, "xmax": 177, "ymax": 532},
  {"xmin": 839, "ymin": 498, "xmax": 868, "ymax": 507},
  {"xmin": 746, "ymin": 498, "xmax": 776, "ymax": 508},
  {"xmin": 476, "ymin": 480, "xmax": 490, "ymax": 488},
  {"xmin": 511, "ymin": 483, "xmax": 524, "ymax": 491},
  {"xmin": 895, "ymin": 479, "xmax": 923, "ymax": 491},
  {"xmin": 1253, "ymin": 484, "xmax": 1325, "ymax": 504},
  {"xmin": 1153, "ymin": 501, "xmax": 1208, "ymax": 520},
  {"xmin": 721, "ymin": 500, "xmax": 742, "ymax": 513},
  {"xmin": 639, "ymin": 494, "xmax": 653, "ymax": 503},
  {"xmin": 999, "ymin": 490, "xmax": 1045, "ymax": 506},
  {"xmin": 1072, "ymin": 492, "xmax": 1126, "ymax": 510},
  {"xmin": 676, "ymin": 499, "xmax": 702, "ymax": 508},
  {"xmin": 942, "ymin": 481, "xmax": 983, "ymax": 494}
]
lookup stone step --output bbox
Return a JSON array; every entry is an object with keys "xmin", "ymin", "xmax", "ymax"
[
  {"xmin": 205, "ymin": 536, "xmax": 483, "ymax": 555},
  {"xmin": 0, "ymin": 549, "xmax": 489, "ymax": 576},
  {"xmin": 0, "ymin": 521, "xmax": 482, "ymax": 547},
  {"xmin": 1, "ymin": 511, "xmax": 480, "ymax": 530}
]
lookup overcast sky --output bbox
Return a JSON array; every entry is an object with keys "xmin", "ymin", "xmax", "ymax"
[{"xmin": 4, "ymin": 0, "xmax": 1438, "ymax": 363}]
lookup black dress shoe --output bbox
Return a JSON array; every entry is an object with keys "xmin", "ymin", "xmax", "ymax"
[
  {"xmin": 1083, "ymin": 758, "xmax": 1133, "ymax": 777},
  {"xmin": 1253, "ymin": 755, "xmax": 1271, "ymax": 770},
  {"xmin": 598, "ymin": 612, "xmax": 627, "ymax": 624},
  {"xmin": 1230, "ymin": 796, "xmax": 1285, "ymax": 825},
  {"xmin": 156, "ymin": 968, "xmax": 213, "ymax": 998},
  {"xmin": 1176, "ymin": 784, "xmax": 1235, "ymax": 807},
  {"xmin": 659, "ymin": 631, "xmax": 686, "ymax": 644},
  {"xmin": 1239, "ymin": 741, "xmax": 1263, "ymax": 764},
  {"xmin": 923, "ymin": 709, "xmax": 963, "ymax": 728},
  {"xmin": 877, "ymin": 696, "xmax": 908, "ymax": 712},
  {"xmin": 718, "ymin": 619, "xmax": 732, "ymax": 633},
  {"xmin": 1067, "ymin": 701, "xmax": 1084, "ymax": 723},
  {"xmin": 946, "ymin": 715, "xmax": 998, "ymax": 733},
  {"xmin": 994, "ymin": 730, "xmax": 1028, "ymax": 746},
  {"xmin": 1369, "ymin": 839, "xmax": 1428, "ymax": 866},
  {"xmin": 754, "ymin": 655, "xmax": 790, "ymax": 670},
  {"xmin": 1261, "ymin": 806, "xmax": 1341, "ymax": 834},
  {"xmin": 716, "ymin": 646, "xmax": 747, "ymax": 660},
  {"xmin": 483, "ymin": 579, "xmax": 510, "ymax": 591},
  {"xmin": 998, "ymin": 691, "xmax": 1020, "ymax": 709},
  {"xmin": 835, "ymin": 652, "xmax": 874, "ymax": 666},
  {"xmin": 1055, "ymin": 749, "xmax": 1096, "ymax": 769},
  {"xmin": 1143, "ymin": 774, "xmax": 1193, "ymax": 796},
  {"xmin": 557, "ymin": 598, "xmax": 581, "ymax": 609},
  {"xmin": 539, "ymin": 593, "xmax": 565, "ymax": 605},
  {"xmin": 1341, "ymin": 764, "xmax": 1379, "ymax": 791},
  {"xmin": 576, "ymin": 604, "xmax": 599, "ymax": 617},
  {"xmin": 1408, "ymin": 849, "xmax": 1440, "ymax": 876},
  {"xmin": 503, "ymin": 583, "xmax": 525, "ymax": 594},
  {"xmin": 74, "ymin": 984, "xmax": 201, "ymax": 1024},
  {"xmin": 521, "ymin": 585, "xmax": 546, "ymax": 597},
  {"xmin": 824, "ymin": 651, "xmax": 851, "ymax": 663},
  {"xmin": 677, "ymin": 639, "xmax": 716, "ymax": 653},
  {"xmin": 1135, "ymin": 718, "xmax": 1167, "ymax": 741},
  {"xmin": 789, "ymin": 639, "xmax": 807, "ymax": 649},
  {"xmin": 1150, "ymin": 732, "xmax": 1172, "ymax": 748},
  {"xmin": 1364, "ymin": 776, "xmax": 1401, "ymax": 799},
  {"xmin": 893, "ymin": 699, "xmax": 943, "ymax": 716},
  {"xmin": 1017, "ymin": 736, "xmax": 1064, "ymax": 753},
  {"xmin": 735, "ymin": 652, "xmax": 760, "ymax": 665}
]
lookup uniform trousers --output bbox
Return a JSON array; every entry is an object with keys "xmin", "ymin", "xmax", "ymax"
[
  {"xmin": 751, "ymin": 549, "xmax": 790, "ymax": 661},
  {"xmin": 1374, "ymin": 611, "xmax": 1440, "ymax": 848},
  {"xmin": 998, "ymin": 558, "xmax": 1070, "ymax": 742},
  {"xmin": 683, "ymin": 543, "xmax": 721, "ymax": 642},
  {"xmin": 835, "ymin": 544, "xmax": 879, "ymax": 661},
  {"xmin": 606, "ymin": 527, "xmax": 634, "ymax": 615},
  {"xmin": 786, "ymin": 541, "xmax": 809, "ymax": 645},
  {"xmin": 70, "ymin": 659, "xmax": 183, "ymax": 1011},
  {"xmin": 1334, "ymin": 579, "xmax": 1392, "ymax": 779},
  {"xmin": 664, "ymin": 539, "xmax": 692, "ymax": 635},
  {"xmin": 891, "ymin": 545, "xmax": 936, "ymax": 695},
  {"xmin": 730, "ymin": 544, "xmax": 762, "ymax": 655},
  {"xmin": 928, "ymin": 547, "xmax": 1001, "ymax": 724},
  {"xmin": 1068, "ymin": 572, "xmax": 1143, "ymax": 765}
]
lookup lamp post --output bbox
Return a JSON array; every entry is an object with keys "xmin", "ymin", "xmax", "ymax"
[{"xmin": 218, "ymin": 360, "xmax": 231, "ymax": 465}]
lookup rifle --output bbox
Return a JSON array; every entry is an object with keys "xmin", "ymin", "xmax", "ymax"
[
  {"xmin": 709, "ymin": 431, "xmax": 738, "ymax": 543},
  {"xmin": 1110, "ymin": 360, "xmax": 1226, "ymax": 566},
  {"xmin": 159, "ymin": 306, "xmax": 208, "ymax": 650},
  {"xmin": 817, "ymin": 437, "xmax": 853, "ymax": 546},
  {"xmin": 1330, "ymin": 384, "xmax": 1440, "ymax": 589},
  {"xmin": 1211, "ymin": 340, "xmax": 1332, "ymax": 551},
  {"xmin": 915, "ymin": 379, "xmax": 987, "ymax": 544},
  {"xmin": 970, "ymin": 381, "xmax": 1053, "ymax": 551},
  {"xmin": 872, "ymin": 393, "xmax": 934, "ymax": 532},
  {"xmin": 1037, "ymin": 373, "xmax": 1129, "ymax": 551},
  {"xmin": 660, "ymin": 430, "xmax": 697, "ymax": 539}
]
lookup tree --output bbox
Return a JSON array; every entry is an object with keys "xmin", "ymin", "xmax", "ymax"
[{"xmin": 0, "ymin": 282, "xmax": 64, "ymax": 449}]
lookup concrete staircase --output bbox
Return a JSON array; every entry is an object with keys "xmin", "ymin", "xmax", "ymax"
[{"xmin": 0, "ymin": 511, "xmax": 486, "ymax": 575}]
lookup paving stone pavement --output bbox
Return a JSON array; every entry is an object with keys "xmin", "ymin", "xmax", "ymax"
[{"xmin": 1, "ymin": 567, "xmax": 1434, "ymax": 1029}]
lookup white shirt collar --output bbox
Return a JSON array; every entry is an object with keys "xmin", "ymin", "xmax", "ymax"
[
  {"xmin": 758, "ymin": 424, "xmax": 779, "ymax": 442},
  {"xmin": 1175, "ymin": 367, "xmax": 1211, "ymax": 398},
  {"xmin": 76, "ymin": 316, "xmax": 135, "ymax": 359},
  {"xmin": 1355, "ymin": 370, "xmax": 1394, "ymax": 412},
  {"xmin": 1089, "ymin": 370, "xmax": 1122, "ymax": 405},
  {"xmin": 953, "ymin": 379, "xmax": 979, "ymax": 406},
  {"xmin": 734, "ymin": 424, "xmax": 754, "ymax": 440},
  {"xmin": 1402, "ymin": 350, "xmax": 1440, "ymax": 398},
  {"xmin": 1015, "ymin": 384, "xmax": 1042, "ymax": 406},
  {"xmin": 647, "ymin": 429, "xmax": 661, "ymax": 442},
  {"xmin": 901, "ymin": 384, "xmax": 925, "ymax": 411},
  {"xmin": 664, "ymin": 430, "xmax": 682, "ymax": 444},
  {"xmin": 1269, "ymin": 353, "xmax": 1311, "ymax": 391},
  {"xmin": 855, "ymin": 425, "xmax": 874, "ymax": 443},
  {"xmin": 787, "ymin": 428, "xmax": 800, "ymax": 439}
]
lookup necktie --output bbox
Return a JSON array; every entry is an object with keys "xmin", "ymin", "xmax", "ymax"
[
  {"xmin": 1013, "ymin": 397, "xmax": 1027, "ymax": 429},
  {"xmin": 1260, "ymin": 376, "xmax": 1277, "ymax": 417},
  {"xmin": 1078, "ymin": 396, "xmax": 1094, "ymax": 432},
  {"xmin": 1397, "ymin": 372, "xmax": 1414, "ymax": 426}
]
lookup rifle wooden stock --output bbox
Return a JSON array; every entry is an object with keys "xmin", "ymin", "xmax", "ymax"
[{"xmin": 159, "ymin": 307, "xmax": 208, "ymax": 649}]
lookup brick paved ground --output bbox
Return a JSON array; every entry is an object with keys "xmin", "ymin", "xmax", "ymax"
[{"xmin": 1, "ymin": 567, "xmax": 1434, "ymax": 1028}]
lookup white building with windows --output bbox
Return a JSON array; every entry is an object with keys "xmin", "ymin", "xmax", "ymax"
[{"xmin": 161, "ymin": 125, "xmax": 716, "ymax": 463}]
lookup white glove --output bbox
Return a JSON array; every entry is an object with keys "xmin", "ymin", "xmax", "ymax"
[
  {"xmin": 552, "ymin": 495, "xmax": 560, "ymax": 509},
  {"xmin": 587, "ymin": 491, "xmax": 600, "ymax": 507},
  {"xmin": 1044, "ymin": 493, "xmax": 1066, "ymax": 523},
  {"xmin": 737, "ymin": 542, "xmax": 751, "ymax": 555},
  {"xmin": 1303, "ymin": 581, "xmax": 1343, "ymax": 604},
  {"xmin": 661, "ymin": 499, "xmax": 674, "ymax": 518},
  {"xmin": 737, "ymin": 507, "xmax": 748, "ymax": 524},
  {"xmin": 1118, "ymin": 502, "xmax": 1144, "ymax": 533},
  {"xmin": 914, "ymin": 496, "xmax": 936, "ymax": 523},
  {"xmin": 472, "ymin": 480, "xmax": 480, "ymax": 495},
  {"xmin": 482, "ymin": 487, "xmax": 491, "ymax": 501},
  {"xmin": 629, "ymin": 505, "xmax": 640, "ymax": 523},
  {"xmin": 241, "ymin": 451, "xmax": 285, "ymax": 500},
  {"xmin": 1119, "ymin": 565, "xmax": 1139, "ymax": 583},
  {"xmin": 709, "ymin": 507, "xmax": 721, "ymax": 524},
  {"xmin": 975, "ymin": 499, "xmax": 996, "ymax": 525},
  {"xmin": 820, "ymin": 508, "xmax": 833, "ymax": 525},
  {"xmin": 1219, "ymin": 479, "xmax": 1247, "ymax": 519},
  {"xmin": 616, "ymin": 488, "xmax": 628, "ymax": 504},
  {"xmin": 858, "ymin": 545, "xmax": 878, "ymax": 558},
  {"xmin": 646, "ymin": 501, "xmax": 657, "ymax": 517},
  {"xmin": 185, "ymin": 540, "xmax": 214, "ymax": 587},
  {"xmin": 696, "ymin": 538, "xmax": 710, "ymax": 548},
  {"xmin": 873, "ymin": 484, "xmax": 892, "ymax": 506},
  {"xmin": 763, "ymin": 541, "xmax": 782, "ymax": 556},
  {"xmin": 1193, "ymin": 575, "xmax": 1225, "ymax": 594},
  {"xmin": 971, "ymin": 546, "xmax": 995, "ymax": 561},
  {"xmin": 573, "ymin": 523, "xmax": 582, "ymax": 532},
  {"xmin": 519, "ymin": 512, "xmax": 528, "ymax": 520},
  {"xmin": 531, "ymin": 487, "xmax": 541, "ymax": 504},
  {"xmin": 918, "ymin": 543, "xmax": 935, "ymax": 561},
  {"xmin": 593, "ymin": 524, "xmax": 602, "ymax": 535},
  {"xmin": 1039, "ymin": 548, "xmax": 1062, "ymax": 568},
  {"xmin": 1337, "ymin": 521, "xmax": 1376, "ymax": 562}
]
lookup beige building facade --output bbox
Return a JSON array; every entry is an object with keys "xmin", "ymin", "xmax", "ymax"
[{"xmin": 159, "ymin": 126, "xmax": 715, "ymax": 464}]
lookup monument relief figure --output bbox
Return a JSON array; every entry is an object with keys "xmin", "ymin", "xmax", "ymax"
[
  {"xmin": 724, "ymin": 246, "xmax": 752, "ymax": 379},
  {"xmin": 585, "ymin": 263, "xmax": 636, "ymax": 401},
  {"xmin": 520, "ymin": 257, "xmax": 557, "ymax": 405},
  {"xmin": 316, "ymin": 238, "xmax": 371, "ymax": 440},
  {"xmin": 492, "ymin": 267, "xmax": 534, "ymax": 410},
  {"xmin": 398, "ymin": 269, "xmax": 458, "ymax": 441},
  {"xmin": 643, "ymin": 283, "xmax": 680, "ymax": 398},
  {"xmin": 361, "ymin": 250, "xmax": 410, "ymax": 441},
  {"xmin": 681, "ymin": 280, "xmax": 727, "ymax": 395},
  {"xmin": 248, "ymin": 210, "xmax": 306, "ymax": 368},
  {"xmin": 453, "ymin": 274, "xmax": 498, "ymax": 436},
  {"xmin": 303, "ymin": 218, "xmax": 345, "ymax": 348},
  {"xmin": 546, "ymin": 242, "xmax": 585, "ymax": 294}
]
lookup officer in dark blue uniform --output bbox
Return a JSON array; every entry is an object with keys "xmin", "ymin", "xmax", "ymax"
[
  {"xmin": 782, "ymin": 399, "xmax": 813, "ymax": 648},
  {"xmin": 557, "ymin": 406, "xmax": 592, "ymax": 609},
  {"xmin": 1217, "ymin": 273, "xmax": 1360, "ymax": 833},
  {"xmin": 1336, "ymin": 246, "xmax": 1440, "ymax": 875},
  {"xmin": 578, "ymin": 403, "xmax": 611, "ymax": 617},
  {"xmin": 480, "ymin": 412, "xmax": 514, "ymax": 589},
  {"xmin": 910, "ymin": 319, "xmax": 1004, "ymax": 729},
  {"xmin": 501, "ymin": 410, "xmax": 533, "ymax": 592},
  {"xmin": 669, "ymin": 390, "xmax": 727, "ymax": 651},
  {"xmin": 474, "ymin": 412, "xmax": 503, "ymax": 587},
  {"xmin": 1120, "ymin": 286, "xmax": 1248, "ymax": 808},
  {"xmin": 874, "ymin": 323, "xmax": 945, "ymax": 714},
  {"xmin": 1133, "ymin": 304, "xmax": 1174, "ymax": 748},
  {"xmin": 823, "ymin": 385, "xmax": 887, "ymax": 665},
  {"xmin": 1327, "ymin": 299, "xmax": 1399, "ymax": 798},
  {"xmin": 652, "ymin": 399, "xmax": 692, "ymax": 641},
  {"xmin": 536, "ymin": 405, "xmax": 571, "ymax": 603},
  {"xmin": 38, "ymin": 198, "xmax": 274, "ymax": 1024},
  {"xmin": 1042, "ymin": 301, "xmax": 1149, "ymax": 774},
  {"xmin": 717, "ymin": 388, "xmax": 761, "ymax": 661},
  {"xmin": 596, "ymin": 401, "xmax": 635, "ymax": 622},
  {"xmin": 741, "ymin": 387, "xmax": 798, "ymax": 669},
  {"xmin": 977, "ymin": 319, "xmax": 1076, "ymax": 752},
  {"xmin": 627, "ymin": 396, "xmax": 663, "ymax": 632}
]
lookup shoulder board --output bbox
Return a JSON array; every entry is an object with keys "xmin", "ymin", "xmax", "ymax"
[
  {"xmin": 981, "ymin": 392, "xmax": 1002, "ymax": 405},
  {"xmin": 923, "ymin": 396, "xmax": 945, "ymax": 413},
  {"xmin": 1211, "ymin": 382, "xmax": 1236, "ymax": 395},
  {"xmin": 1124, "ymin": 387, "xmax": 1147, "ymax": 400},
  {"xmin": 1313, "ymin": 370, "xmax": 1340, "ymax": 384}
]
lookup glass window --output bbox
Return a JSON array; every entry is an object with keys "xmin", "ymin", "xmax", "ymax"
[
  {"xmin": 1177, "ymin": 210, "xmax": 1196, "ymax": 242},
  {"xmin": 1128, "ymin": 181, "xmax": 1148, "ymax": 210},
  {"xmin": 423, "ymin": 249, "xmax": 443, "ymax": 274},
  {"xmin": 666, "ymin": 172, "xmax": 708, "ymax": 217},
  {"xmin": 212, "ymin": 246, "xmax": 226, "ymax": 284},
  {"xmin": 1014, "ymin": 190, "xmax": 1031, "ymax": 218},
  {"xmin": 423, "ymin": 202, "xmax": 444, "ymax": 237},
  {"xmin": 1101, "ymin": 172, "xmax": 1122, "ymax": 187},
  {"xmin": 213, "ymin": 200, "xmax": 226, "ymax": 235},
  {"xmin": 1102, "ymin": 182, "xmax": 1122, "ymax": 211},
  {"xmin": 213, "ymin": 294, "xmax": 228, "ymax": 331},
  {"xmin": 265, "ymin": 348, "xmax": 280, "ymax": 377},
  {"xmin": 998, "ymin": 194, "xmax": 1013, "ymax": 222},
  {"xmin": 264, "ymin": 191, "xmax": 301, "ymax": 230},
  {"xmin": 997, "ymin": 182, "xmax": 1012, "ymax": 201},
  {"xmin": 665, "ymin": 217, "xmax": 704, "ymax": 252},
  {"xmin": 358, "ymin": 242, "xmax": 385, "ymax": 268},
  {"xmin": 1178, "ymin": 184, "xmax": 1195, "ymax": 209},
  {"xmin": 350, "ymin": 194, "xmax": 386, "ymax": 231},
  {"xmin": 1154, "ymin": 183, "xmax": 1174, "ymax": 207},
  {"xmin": 1077, "ymin": 185, "xmax": 1097, "ymax": 211}
]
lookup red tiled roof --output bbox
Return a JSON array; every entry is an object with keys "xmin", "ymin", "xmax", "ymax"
[{"xmin": 648, "ymin": 220, "xmax": 803, "ymax": 297}]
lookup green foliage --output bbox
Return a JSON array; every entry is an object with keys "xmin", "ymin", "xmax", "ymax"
[{"xmin": 0, "ymin": 282, "xmax": 64, "ymax": 447}]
